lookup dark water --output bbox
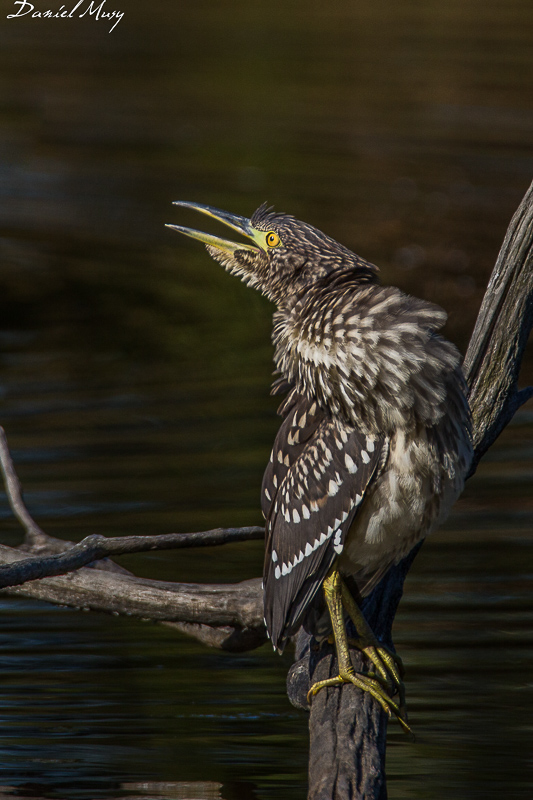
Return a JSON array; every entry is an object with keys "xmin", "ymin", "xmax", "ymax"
[{"xmin": 0, "ymin": 1, "xmax": 532, "ymax": 798}]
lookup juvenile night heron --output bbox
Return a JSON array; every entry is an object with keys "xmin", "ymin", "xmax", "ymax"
[{"xmin": 168, "ymin": 202, "xmax": 473, "ymax": 729}]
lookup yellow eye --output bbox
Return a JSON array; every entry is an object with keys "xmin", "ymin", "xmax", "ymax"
[{"xmin": 266, "ymin": 231, "xmax": 280, "ymax": 248}]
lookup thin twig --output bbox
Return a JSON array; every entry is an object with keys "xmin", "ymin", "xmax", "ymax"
[
  {"xmin": 0, "ymin": 425, "xmax": 264, "ymax": 590},
  {"xmin": 0, "ymin": 528, "xmax": 265, "ymax": 590},
  {"xmin": 0, "ymin": 427, "xmax": 49, "ymax": 547}
]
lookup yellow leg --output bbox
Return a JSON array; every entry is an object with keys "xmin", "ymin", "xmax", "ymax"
[
  {"xmin": 307, "ymin": 568, "xmax": 411, "ymax": 734},
  {"xmin": 339, "ymin": 579, "xmax": 407, "ymax": 716}
]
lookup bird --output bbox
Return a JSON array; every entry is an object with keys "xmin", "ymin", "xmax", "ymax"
[{"xmin": 167, "ymin": 201, "xmax": 473, "ymax": 729}]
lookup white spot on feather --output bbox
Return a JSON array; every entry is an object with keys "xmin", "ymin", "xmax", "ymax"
[
  {"xmin": 345, "ymin": 454, "xmax": 358, "ymax": 473},
  {"xmin": 361, "ymin": 450, "xmax": 370, "ymax": 464},
  {"xmin": 328, "ymin": 480, "xmax": 339, "ymax": 496}
]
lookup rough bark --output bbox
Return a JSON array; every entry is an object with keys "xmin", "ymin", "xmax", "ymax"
[
  {"xmin": 463, "ymin": 178, "xmax": 533, "ymax": 466},
  {"xmin": 0, "ymin": 540, "xmax": 265, "ymax": 651}
]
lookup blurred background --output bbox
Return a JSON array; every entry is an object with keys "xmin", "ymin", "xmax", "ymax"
[{"xmin": 0, "ymin": 0, "xmax": 532, "ymax": 798}]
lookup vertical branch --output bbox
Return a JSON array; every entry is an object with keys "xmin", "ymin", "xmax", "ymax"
[{"xmin": 463, "ymin": 180, "xmax": 533, "ymax": 465}]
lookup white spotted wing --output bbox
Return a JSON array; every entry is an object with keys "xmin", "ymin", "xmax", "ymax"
[{"xmin": 262, "ymin": 391, "xmax": 385, "ymax": 650}]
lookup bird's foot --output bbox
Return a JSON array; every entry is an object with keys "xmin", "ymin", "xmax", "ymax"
[
  {"xmin": 307, "ymin": 667, "xmax": 411, "ymax": 734},
  {"xmin": 339, "ymin": 580, "xmax": 407, "ymax": 715},
  {"xmin": 347, "ymin": 637, "xmax": 406, "ymax": 716},
  {"xmin": 316, "ymin": 569, "xmax": 411, "ymax": 734}
]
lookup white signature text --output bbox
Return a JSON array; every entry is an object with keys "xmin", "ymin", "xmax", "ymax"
[{"xmin": 7, "ymin": 1, "xmax": 124, "ymax": 33}]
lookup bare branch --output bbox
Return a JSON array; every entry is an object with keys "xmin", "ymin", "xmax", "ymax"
[
  {"xmin": 0, "ymin": 426, "xmax": 266, "ymax": 649},
  {"xmin": 0, "ymin": 542, "xmax": 263, "ymax": 628},
  {"xmin": 0, "ymin": 426, "xmax": 49, "ymax": 548},
  {"xmin": 463, "ymin": 179, "xmax": 533, "ymax": 466},
  {"xmin": 0, "ymin": 527, "xmax": 264, "ymax": 591}
]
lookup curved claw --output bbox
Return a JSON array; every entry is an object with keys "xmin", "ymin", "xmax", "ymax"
[
  {"xmin": 341, "ymin": 581, "xmax": 406, "ymax": 708},
  {"xmin": 315, "ymin": 569, "xmax": 412, "ymax": 735},
  {"xmin": 307, "ymin": 669, "xmax": 412, "ymax": 735},
  {"xmin": 362, "ymin": 644, "xmax": 406, "ymax": 710}
]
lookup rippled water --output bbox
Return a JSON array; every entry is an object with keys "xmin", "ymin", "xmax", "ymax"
[{"xmin": 0, "ymin": 0, "xmax": 532, "ymax": 797}]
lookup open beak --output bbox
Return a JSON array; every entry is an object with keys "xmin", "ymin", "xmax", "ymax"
[{"xmin": 166, "ymin": 201, "xmax": 259, "ymax": 255}]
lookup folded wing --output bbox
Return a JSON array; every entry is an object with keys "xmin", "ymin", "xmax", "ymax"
[{"xmin": 262, "ymin": 391, "xmax": 386, "ymax": 650}]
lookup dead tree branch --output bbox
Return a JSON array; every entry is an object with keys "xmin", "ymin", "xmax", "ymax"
[
  {"xmin": 463, "ymin": 179, "xmax": 533, "ymax": 466},
  {"xmin": 0, "ymin": 487, "xmax": 264, "ymax": 592},
  {"xmin": 0, "ymin": 426, "xmax": 266, "ymax": 651},
  {"xmin": 0, "ymin": 427, "xmax": 49, "ymax": 548},
  {"xmin": 0, "ymin": 543, "xmax": 263, "ymax": 628}
]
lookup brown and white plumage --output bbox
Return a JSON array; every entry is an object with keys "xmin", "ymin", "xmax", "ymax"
[
  {"xmin": 261, "ymin": 388, "xmax": 387, "ymax": 648},
  {"xmin": 168, "ymin": 201, "xmax": 473, "ymax": 655}
]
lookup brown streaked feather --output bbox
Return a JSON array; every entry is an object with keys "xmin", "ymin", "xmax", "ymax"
[{"xmin": 262, "ymin": 393, "xmax": 386, "ymax": 651}]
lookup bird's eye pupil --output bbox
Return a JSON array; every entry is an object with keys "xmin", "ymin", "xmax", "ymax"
[{"xmin": 267, "ymin": 232, "xmax": 280, "ymax": 247}]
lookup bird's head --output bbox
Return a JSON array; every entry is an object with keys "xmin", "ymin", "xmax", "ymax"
[{"xmin": 167, "ymin": 202, "xmax": 378, "ymax": 306}]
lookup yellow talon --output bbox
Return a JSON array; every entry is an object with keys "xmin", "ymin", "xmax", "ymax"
[{"xmin": 308, "ymin": 568, "xmax": 411, "ymax": 734}]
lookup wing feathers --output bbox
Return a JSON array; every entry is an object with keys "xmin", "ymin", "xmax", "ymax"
[{"xmin": 262, "ymin": 393, "xmax": 385, "ymax": 650}]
